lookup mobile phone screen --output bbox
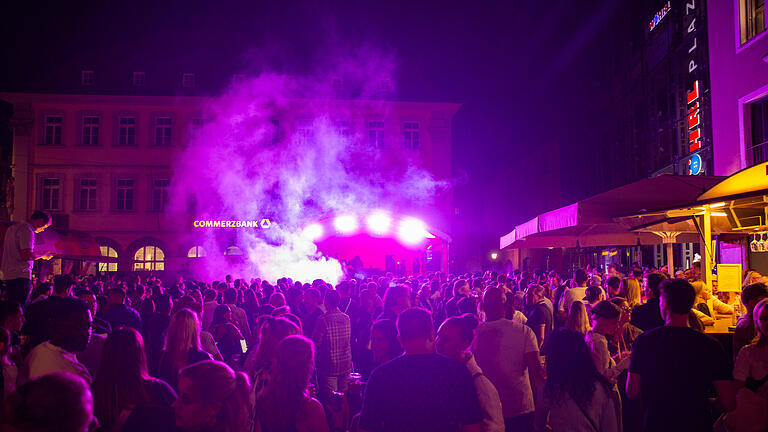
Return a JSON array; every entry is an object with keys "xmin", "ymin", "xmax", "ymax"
[{"xmin": 240, "ymin": 339, "xmax": 248, "ymax": 353}]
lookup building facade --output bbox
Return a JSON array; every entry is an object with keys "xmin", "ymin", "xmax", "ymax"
[{"xmin": 0, "ymin": 89, "xmax": 458, "ymax": 276}]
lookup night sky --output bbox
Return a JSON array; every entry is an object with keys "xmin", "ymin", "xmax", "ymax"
[{"xmin": 0, "ymin": 0, "xmax": 625, "ymax": 270}]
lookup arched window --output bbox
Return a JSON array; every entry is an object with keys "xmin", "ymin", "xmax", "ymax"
[
  {"xmin": 224, "ymin": 245, "xmax": 243, "ymax": 256},
  {"xmin": 99, "ymin": 246, "xmax": 118, "ymax": 272},
  {"xmin": 187, "ymin": 246, "xmax": 207, "ymax": 258},
  {"xmin": 134, "ymin": 246, "xmax": 165, "ymax": 271}
]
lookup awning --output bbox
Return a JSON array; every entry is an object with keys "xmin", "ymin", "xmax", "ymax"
[
  {"xmin": 500, "ymin": 174, "xmax": 725, "ymax": 249},
  {"xmin": 0, "ymin": 222, "xmax": 117, "ymax": 263}
]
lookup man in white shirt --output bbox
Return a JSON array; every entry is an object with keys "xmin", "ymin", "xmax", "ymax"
[
  {"xmin": 558, "ymin": 268, "xmax": 590, "ymax": 316},
  {"xmin": 472, "ymin": 287, "xmax": 544, "ymax": 432},
  {"xmin": 25, "ymin": 297, "xmax": 92, "ymax": 384},
  {"xmin": 201, "ymin": 288, "xmax": 219, "ymax": 330},
  {"xmin": 1, "ymin": 211, "xmax": 53, "ymax": 306}
]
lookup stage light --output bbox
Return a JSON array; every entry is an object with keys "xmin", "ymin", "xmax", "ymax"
[
  {"xmin": 302, "ymin": 223, "xmax": 323, "ymax": 241},
  {"xmin": 334, "ymin": 215, "xmax": 359, "ymax": 234},
  {"xmin": 397, "ymin": 217, "xmax": 429, "ymax": 245},
  {"xmin": 366, "ymin": 211, "xmax": 391, "ymax": 235}
]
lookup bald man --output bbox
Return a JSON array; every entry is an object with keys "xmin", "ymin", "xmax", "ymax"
[{"xmin": 472, "ymin": 287, "xmax": 544, "ymax": 432}]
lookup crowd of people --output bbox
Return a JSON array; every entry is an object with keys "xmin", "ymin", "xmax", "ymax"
[{"xmin": 0, "ymin": 213, "xmax": 767, "ymax": 431}]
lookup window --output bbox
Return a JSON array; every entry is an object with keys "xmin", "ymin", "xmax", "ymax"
[
  {"xmin": 335, "ymin": 121, "xmax": 351, "ymax": 141},
  {"xmin": 182, "ymin": 73, "xmax": 195, "ymax": 88},
  {"xmin": 152, "ymin": 179, "xmax": 170, "ymax": 211},
  {"xmin": 118, "ymin": 117, "xmax": 136, "ymax": 146},
  {"xmin": 78, "ymin": 178, "xmax": 97, "ymax": 211},
  {"xmin": 44, "ymin": 115, "xmax": 62, "ymax": 146},
  {"xmin": 224, "ymin": 246, "xmax": 243, "ymax": 255},
  {"xmin": 41, "ymin": 178, "xmax": 61, "ymax": 211},
  {"xmin": 81, "ymin": 116, "xmax": 100, "ymax": 146},
  {"xmin": 187, "ymin": 246, "xmax": 207, "ymax": 258},
  {"xmin": 403, "ymin": 122, "xmax": 419, "ymax": 150},
  {"xmin": 116, "ymin": 179, "xmax": 135, "ymax": 211},
  {"xmin": 133, "ymin": 246, "xmax": 165, "ymax": 271},
  {"xmin": 749, "ymin": 98, "xmax": 768, "ymax": 165},
  {"xmin": 133, "ymin": 72, "xmax": 145, "ymax": 87},
  {"xmin": 155, "ymin": 117, "xmax": 172, "ymax": 146},
  {"xmin": 99, "ymin": 246, "xmax": 118, "ymax": 272},
  {"xmin": 740, "ymin": 0, "xmax": 766, "ymax": 44},
  {"xmin": 368, "ymin": 121, "xmax": 385, "ymax": 148},
  {"xmin": 296, "ymin": 120, "xmax": 313, "ymax": 145},
  {"xmin": 81, "ymin": 70, "xmax": 94, "ymax": 86}
]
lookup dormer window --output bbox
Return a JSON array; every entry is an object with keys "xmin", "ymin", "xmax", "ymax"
[
  {"xmin": 81, "ymin": 70, "xmax": 95, "ymax": 86},
  {"xmin": 182, "ymin": 73, "xmax": 195, "ymax": 88},
  {"xmin": 133, "ymin": 72, "xmax": 145, "ymax": 87}
]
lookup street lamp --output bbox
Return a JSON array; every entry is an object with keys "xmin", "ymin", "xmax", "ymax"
[{"xmin": 490, "ymin": 252, "xmax": 498, "ymax": 261}]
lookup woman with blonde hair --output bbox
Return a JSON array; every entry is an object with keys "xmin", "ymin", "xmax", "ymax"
[
  {"xmin": 566, "ymin": 301, "xmax": 591, "ymax": 336},
  {"xmin": 691, "ymin": 280, "xmax": 733, "ymax": 315},
  {"xmin": 254, "ymin": 336, "xmax": 329, "ymax": 432},
  {"xmin": 619, "ymin": 278, "xmax": 642, "ymax": 308},
  {"xmin": 155, "ymin": 309, "xmax": 211, "ymax": 389},
  {"xmin": 174, "ymin": 360, "xmax": 251, "ymax": 432}
]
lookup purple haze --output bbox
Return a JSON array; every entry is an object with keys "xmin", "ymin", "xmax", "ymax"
[{"xmin": 170, "ymin": 52, "xmax": 449, "ymax": 283}]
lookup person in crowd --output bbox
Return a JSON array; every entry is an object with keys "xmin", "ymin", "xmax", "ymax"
[
  {"xmin": 76, "ymin": 290, "xmax": 112, "ymax": 335},
  {"xmin": 101, "ymin": 288, "xmax": 143, "ymax": 332},
  {"xmin": 2, "ymin": 372, "xmax": 94, "ymax": 432},
  {"xmin": 254, "ymin": 336, "xmax": 330, "ymax": 432},
  {"xmin": 473, "ymin": 287, "xmax": 544, "ymax": 432},
  {"xmin": 630, "ymin": 272, "xmax": 666, "ymax": 331},
  {"xmin": 93, "ymin": 328, "xmax": 176, "ymax": 431},
  {"xmin": 29, "ymin": 281, "xmax": 52, "ymax": 303},
  {"xmin": 733, "ymin": 298, "xmax": 768, "ymax": 396},
  {"xmin": 367, "ymin": 318, "xmax": 402, "ymax": 377},
  {"xmin": 607, "ymin": 297, "xmax": 642, "ymax": 357},
  {"xmin": 223, "ymin": 288, "xmax": 251, "ymax": 340},
  {"xmin": 143, "ymin": 292, "xmax": 173, "ymax": 373},
  {"xmin": 626, "ymin": 279, "xmax": 734, "ymax": 432},
  {"xmin": 359, "ymin": 307, "xmax": 484, "ymax": 432},
  {"xmin": 312, "ymin": 289, "xmax": 353, "ymax": 405},
  {"xmin": 174, "ymin": 360, "xmax": 251, "ymax": 432},
  {"xmin": 201, "ymin": 288, "xmax": 219, "ymax": 330},
  {"xmin": 378, "ymin": 284, "xmax": 411, "ymax": 321},
  {"xmin": 446, "ymin": 279, "xmax": 470, "ymax": 318},
  {"xmin": 525, "ymin": 284, "xmax": 553, "ymax": 350},
  {"xmin": 0, "ymin": 327, "xmax": 18, "ymax": 398},
  {"xmin": 1, "ymin": 210, "xmax": 53, "ymax": 307},
  {"xmin": 241, "ymin": 288, "xmax": 261, "ymax": 327},
  {"xmin": 558, "ymin": 269, "xmax": 590, "ymax": 322},
  {"xmin": 437, "ymin": 313, "xmax": 505, "ymax": 432},
  {"xmin": 0, "ymin": 301, "xmax": 24, "ymax": 360},
  {"xmin": 566, "ymin": 301, "xmax": 591, "ymax": 336},
  {"xmin": 618, "ymin": 278, "xmax": 642, "ymax": 309},
  {"xmin": 22, "ymin": 274, "xmax": 75, "ymax": 352},
  {"xmin": 744, "ymin": 270, "xmax": 765, "ymax": 287},
  {"xmin": 155, "ymin": 308, "xmax": 212, "ymax": 389},
  {"xmin": 534, "ymin": 329, "xmax": 619, "ymax": 432},
  {"xmin": 25, "ymin": 296, "xmax": 92, "ymax": 384},
  {"xmin": 582, "ymin": 285, "xmax": 604, "ymax": 315},
  {"xmin": 585, "ymin": 301, "xmax": 630, "ymax": 384},
  {"xmin": 301, "ymin": 288, "xmax": 324, "ymax": 338},
  {"xmin": 503, "ymin": 291, "xmax": 527, "ymax": 324},
  {"xmin": 209, "ymin": 304, "xmax": 246, "ymax": 365},
  {"xmin": 606, "ymin": 276, "xmax": 621, "ymax": 298},
  {"xmin": 734, "ymin": 282, "xmax": 768, "ymax": 358},
  {"xmin": 245, "ymin": 317, "xmax": 300, "ymax": 401}
]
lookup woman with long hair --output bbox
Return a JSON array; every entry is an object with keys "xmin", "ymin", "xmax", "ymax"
[
  {"xmin": 174, "ymin": 360, "xmax": 251, "ymax": 432},
  {"xmin": 244, "ymin": 317, "xmax": 300, "ymax": 402},
  {"xmin": 534, "ymin": 329, "xmax": 619, "ymax": 432},
  {"xmin": 566, "ymin": 301, "xmax": 591, "ymax": 336},
  {"xmin": 209, "ymin": 304, "xmax": 245, "ymax": 366},
  {"xmin": 254, "ymin": 336, "xmax": 329, "ymax": 432},
  {"xmin": 437, "ymin": 313, "xmax": 504, "ymax": 432},
  {"xmin": 93, "ymin": 328, "xmax": 177, "ymax": 431},
  {"xmin": 368, "ymin": 319, "xmax": 402, "ymax": 378},
  {"xmin": 155, "ymin": 309, "xmax": 211, "ymax": 389},
  {"xmin": 618, "ymin": 278, "xmax": 642, "ymax": 308}
]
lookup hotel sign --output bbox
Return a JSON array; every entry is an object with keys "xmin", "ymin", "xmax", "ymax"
[{"xmin": 649, "ymin": 1, "xmax": 671, "ymax": 32}]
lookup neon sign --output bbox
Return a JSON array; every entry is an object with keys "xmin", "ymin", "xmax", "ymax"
[
  {"xmin": 687, "ymin": 80, "xmax": 701, "ymax": 152},
  {"xmin": 649, "ymin": 1, "xmax": 671, "ymax": 32}
]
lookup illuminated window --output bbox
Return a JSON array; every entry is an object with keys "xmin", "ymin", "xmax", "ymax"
[
  {"xmin": 133, "ymin": 246, "xmax": 165, "ymax": 271},
  {"xmin": 99, "ymin": 246, "xmax": 118, "ymax": 272},
  {"xmin": 44, "ymin": 116, "xmax": 62, "ymax": 146},
  {"xmin": 224, "ymin": 246, "xmax": 243, "ymax": 256},
  {"xmin": 187, "ymin": 246, "xmax": 207, "ymax": 258},
  {"xmin": 740, "ymin": 0, "xmax": 766, "ymax": 44},
  {"xmin": 403, "ymin": 122, "xmax": 419, "ymax": 150}
]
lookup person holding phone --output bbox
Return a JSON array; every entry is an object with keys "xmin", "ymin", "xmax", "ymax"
[{"xmin": 1, "ymin": 210, "xmax": 53, "ymax": 307}]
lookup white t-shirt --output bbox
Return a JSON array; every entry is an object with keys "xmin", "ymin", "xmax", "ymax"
[
  {"xmin": 472, "ymin": 319, "xmax": 539, "ymax": 417},
  {"xmin": 734, "ymin": 343, "xmax": 768, "ymax": 382},
  {"xmin": 559, "ymin": 287, "xmax": 588, "ymax": 313},
  {"xmin": 537, "ymin": 380, "xmax": 619, "ymax": 432},
  {"xmin": 1, "ymin": 222, "xmax": 34, "ymax": 280},
  {"xmin": 25, "ymin": 341, "xmax": 92, "ymax": 384}
]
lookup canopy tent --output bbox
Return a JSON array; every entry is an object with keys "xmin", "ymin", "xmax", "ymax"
[{"xmin": 500, "ymin": 175, "xmax": 724, "ymax": 250}]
